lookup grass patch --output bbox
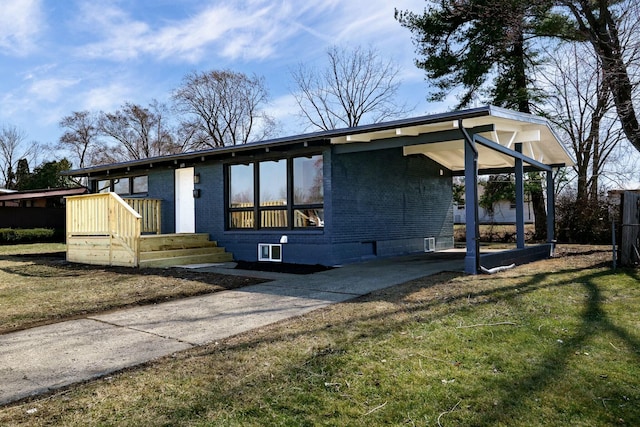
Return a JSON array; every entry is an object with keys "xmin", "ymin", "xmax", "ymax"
[
  {"xmin": 0, "ymin": 243, "xmax": 265, "ymax": 334},
  {"xmin": 455, "ymin": 223, "xmax": 536, "ymax": 244},
  {"xmin": 0, "ymin": 242, "xmax": 66, "ymax": 256},
  {"xmin": 1, "ymin": 245, "xmax": 638, "ymax": 426}
]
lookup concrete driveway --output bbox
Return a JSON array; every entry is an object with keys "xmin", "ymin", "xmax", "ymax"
[{"xmin": 0, "ymin": 252, "xmax": 464, "ymax": 406}]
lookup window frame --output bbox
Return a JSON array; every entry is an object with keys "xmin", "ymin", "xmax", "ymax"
[
  {"xmin": 225, "ymin": 152, "xmax": 324, "ymax": 231},
  {"xmin": 258, "ymin": 158, "xmax": 288, "ymax": 229},
  {"xmin": 227, "ymin": 163, "xmax": 256, "ymax": 229},
  {"xmin": 93, "ymin": 175, "xmax": 149, "ymax": 196}
]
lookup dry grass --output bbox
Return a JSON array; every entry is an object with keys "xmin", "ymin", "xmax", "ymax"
[
  {"xmin": 0, "ymin": 244, "xmax": 637, "ymax": 426},
  {"xmin": 454, "ymin": 223, "xmax": 537, "ymax": 244},
  {"xmin": 0, "ymin": 244, "xmax": 264, "ymax": 334}
]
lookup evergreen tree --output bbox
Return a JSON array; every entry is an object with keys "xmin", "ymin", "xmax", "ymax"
[
  {"xmin": 15, "ymin": 158, "xmax": 31, "ymax": 190},
  {"xmin": 23, "ymin": 159, "xmax": 74, "ymax": 190},
  {"xmin": 396, "ymin": 0, "xmax": 576, "ymax": 112}
]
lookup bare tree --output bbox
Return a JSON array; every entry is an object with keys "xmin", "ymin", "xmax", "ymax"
[
  {"xmin": 0, "ymin": 125, "xmax": 39, "ymax": 189},
  {"xmin": 291, "ymin": 45, "xmax": 412, "ymax": 131},
  {"xmin": 58, "ymin": 111, "xmax": 99, "ymax": 169},
  {"xmin": 97, "ymin": 101, "xmax": 187, "ymax": 162},
  {"xmin": 541, "ymin": 43, "xmax": 628, "ymax": 202},
  {"xmin": 558, "ymin": 0, "xmax": 640, "ymax": 153},
  {"xmin": 172, "ymin": 70, "xmax": 276, "ymax": 148}
]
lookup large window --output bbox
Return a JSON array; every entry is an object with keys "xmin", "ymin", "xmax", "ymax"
[
  {"xmin": 260, "ymin": 159, "xmax": 288, "ymax": 228},
  {"xmin": 95, "ymin": 175, "xmax": 148, "ymax": 195},
  {"xmin": 227, "ymin": 154, "xmax": 324, "ymax": 230},
  {"xmin": 229, "ymin": 164, "xmax": 254, "ymax": 228},
  {"xmin": 293, "ymin": 155, "xmax": 324, "ymax": 227}
]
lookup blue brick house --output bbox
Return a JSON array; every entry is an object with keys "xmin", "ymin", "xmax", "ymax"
[{"xmin": 65, "ymin": 106, "xmax": 573, "ymax": 273}]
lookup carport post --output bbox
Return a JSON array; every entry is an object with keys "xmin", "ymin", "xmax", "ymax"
[
  {"xmin": 546, "ymin": 170, "xmax": 555, "ymax": 243},
  {"xmin": 515, "ymin": 143, "xmax": 525, "ymax": 249},
  {"xmin": 462, "ymin": 124, "xmax": 480, "ymax": 274}
]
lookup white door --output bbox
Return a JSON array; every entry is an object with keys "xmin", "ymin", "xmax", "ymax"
[{"xmin": 175, "ymin": 167, "xmax": 195, "ymax": 233}]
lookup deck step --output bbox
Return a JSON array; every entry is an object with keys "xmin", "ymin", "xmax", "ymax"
[
  {"xmin": 138, "ymin": 233, "xmax": 233, "ymax": 268},
  {"xmin": 139, "ymin": 233, "xmax": 218, "ymax": 252},
  {"xmin": 139, "ymin": 252, "xmax": 233, "ymax": 268},
  {"xmin": 140, "ymin": 246, "xmax": 228, "ymax": 261}
]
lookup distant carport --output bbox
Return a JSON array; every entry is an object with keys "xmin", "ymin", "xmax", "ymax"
[{"xmin": 329, "ymin": 105, "xmax": 574, "ymax": 274}]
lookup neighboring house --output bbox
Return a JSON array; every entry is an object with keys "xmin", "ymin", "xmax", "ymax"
[
  {"xmin": 64, "ymin": 106, "xmax": 573, "ymax": 273},
  {"xmin": 0, "ymin": 187, "xmax": 88, "ymax": 207},
  {"xmin": 607, "ymin": 189, "xmax": 640, "ymax": 210},
  {"xmin": 454, "ymin": 187, "xmax": 535, "ymax": 224},
  {"xmin": 0, "ymin": 187, "xmax": 88, "ymax": 229}
]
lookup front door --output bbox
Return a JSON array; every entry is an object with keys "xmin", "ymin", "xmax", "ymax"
[{"xmin": 175, "ymin": 167, "xmax": 195, "ymax": 233}]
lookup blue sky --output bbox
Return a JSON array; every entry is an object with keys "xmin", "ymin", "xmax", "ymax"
[{"xmin": 0, "ymin": 0, "xmax": 444, "ymax": 161}]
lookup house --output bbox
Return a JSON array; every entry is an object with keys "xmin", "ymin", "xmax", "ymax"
[
  {"xmin": 63, "ymin": 106, "xmax": 573, "ymax": 274},
  {"xmin": 0, "ymin": 187, "xmax": 88, "ymax": 231},
  {"xmin": 0, "ymin": 187, "xmax": 88, "ymax": 208},
  {"xmin": 454, "ymin": 186, "xmax": 535, "ymax": 224}
]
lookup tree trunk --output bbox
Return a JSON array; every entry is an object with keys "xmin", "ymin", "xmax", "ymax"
[
  {"xmin": 529, "ymin": 179, "xmax": 553, "ymax": 241},
  {"xmin": 513, "ymin": 35, "xmax": 549, "ymax": 240},
  {"xmin": 568, "ymin": 0, "xmax": 640, "ymax": 153}
]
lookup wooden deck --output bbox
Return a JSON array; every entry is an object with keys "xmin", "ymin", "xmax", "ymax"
[{"xmin": 66, "ymin": 193, "xmax": 232, "ymax": 268}]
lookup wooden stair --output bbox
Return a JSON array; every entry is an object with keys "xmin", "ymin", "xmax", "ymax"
[{"xmin": 138, "ymin": 233, "xmax": 233, "ymax": 268}]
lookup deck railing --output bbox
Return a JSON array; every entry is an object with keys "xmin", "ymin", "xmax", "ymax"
[
  {"xmin": 66, "ymin": 193, "xmax": 142, "ymax": 267},
  {"xmin": 123, "ymin": 197, "xmax": 162, "ymax": 234}
]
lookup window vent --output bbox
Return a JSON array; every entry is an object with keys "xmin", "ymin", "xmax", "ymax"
[
  {"xmin": 258, "ymin": 243, "xmax": 282, "ymax": 262},
  {"xmin": 424, "ymin": 237, "xmax": 436, "ymax": 253}
]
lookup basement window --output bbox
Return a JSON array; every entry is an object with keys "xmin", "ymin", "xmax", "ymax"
[{"xmin": 258, "ymin": 243, "xmax": 282, "ymax": 262}]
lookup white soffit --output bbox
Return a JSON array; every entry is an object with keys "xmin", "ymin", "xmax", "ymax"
[
  {"xmin": 332, "ymin": 122, "xmax": 451, "ymax": 144},
  {"xmin": 334, "ymin": 112, "xmax": 574, "ymax": 171}
]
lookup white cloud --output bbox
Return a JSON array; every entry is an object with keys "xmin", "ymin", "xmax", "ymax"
[
  {"xmin": 73, "ymin": 1, "xmax": 403, "ymax": 64},
  {"xmin": 28, "ymin": 78, "xmax": 80, "ymax": 102},
  {"xmin": 74, "ymin": 3, "xmax": 150, "ymax": 61},
  {"xmin": 80, "ymin": 83, "xmax": 131, "ymax": 111},
  {"xmin": 0, "ymin": 0, "xmax": 44, "ymax": 55},
  {"xmin": 268, "ymin": 93, "xmax": 304, "ymax": 134},
  {"xmin": 75, "ymin": 2, "xmax": 285, "ymax": 62}
]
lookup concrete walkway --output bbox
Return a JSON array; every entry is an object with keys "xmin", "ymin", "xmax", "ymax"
[{"xmin": 0, "ymin": 252, "xmax": 464, "ymax": 406}]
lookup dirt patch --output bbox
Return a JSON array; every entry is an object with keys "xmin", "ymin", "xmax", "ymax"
[
  {"xmin": 234, "ymin": 260, "xmax": 333, "ymax": 275},
  {"xmin": 0, "ymin": 255, "xmax": 267, "ymax": 335}
]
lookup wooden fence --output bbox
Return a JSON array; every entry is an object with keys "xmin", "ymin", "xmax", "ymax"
[
  {"xmin": 620, "ymin": 191, "xmax": 640, "ymax": 266},
  {"xmin": 0, "ymin": 206, "xmax": 65, "ymax": 230},
  {"xmin": 66, "ymin": 193, "xmax": 142, "ymax": 267},
  {"xmin": 230, "ymin": 201, "xmax": 318, "ymax": 228}
]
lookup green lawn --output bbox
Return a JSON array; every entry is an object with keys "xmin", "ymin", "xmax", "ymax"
[{"xmin": 1, "ymin": 246, "xmax": 638, "ymax": 426}]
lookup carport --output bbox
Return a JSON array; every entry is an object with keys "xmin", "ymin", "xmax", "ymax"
[{"xmin": 330, "ymin": 106, "xmax": 574, "ymax": 274}]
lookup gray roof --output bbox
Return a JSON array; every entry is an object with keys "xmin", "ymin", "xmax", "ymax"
[{"xmin": 64, "ymin": 106, "xmax": 573, "ymax": 177}]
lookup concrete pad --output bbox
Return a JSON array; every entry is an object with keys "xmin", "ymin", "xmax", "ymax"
[
  {"xmin": 0, "ymin": 319, "xmax": 191, "ymax": 405},
  {"xmin": 255, "ymin": 258, "xmax": 465, "ymax": 296},
  {"xmin": 91, "ymin": 289, "xmax": 349, "ymax": 346}
]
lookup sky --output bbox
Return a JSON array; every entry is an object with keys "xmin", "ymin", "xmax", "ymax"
[{"xmin": 0, "ymin": 0, "xmax": 443, "ymax": 164}]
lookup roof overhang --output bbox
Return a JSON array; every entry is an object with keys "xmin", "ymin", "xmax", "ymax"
[
  {"xmin": 0, "ymin": 187, "xmax": 88, "ymax": 201},
  {"xmin": 331, "ymin": 106, "xmax": 573, "ymax": 172},
  {"xmin": 64, "ymin": 105, "xmax": 573, "ymax": 177}
]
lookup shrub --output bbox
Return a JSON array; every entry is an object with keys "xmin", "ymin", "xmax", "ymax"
[
  {"xmin": 556, "ymin": 194, "xmax": 612, "ymax": 244},
  {"xmin": 0, "ymin": 228, "xmax": 63, "ymax": 244}
]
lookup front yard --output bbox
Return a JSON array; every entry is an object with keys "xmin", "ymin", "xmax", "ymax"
[
  {"xmin": 0, "ymin": 244, "xmax": 638, "ymax": 426},
  {"xmin": 0, "ymin": 243, "xmax": 263, "ymax": 334}
]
